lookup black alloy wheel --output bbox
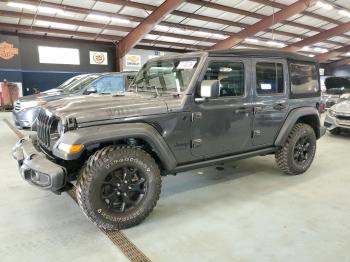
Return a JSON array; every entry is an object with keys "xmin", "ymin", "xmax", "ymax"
[
  {"xmin": 101, "ymin": 166, "xmax": 147, "ymax": 213},
  {"xmin": 293, "ymin": 136, "xmax": 312, "ymax": 165}
]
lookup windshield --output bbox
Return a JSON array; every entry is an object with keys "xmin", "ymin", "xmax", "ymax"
[
  {"xmin": 130, "ymin": 57, "xmax": 199, "ymax": 95},
  {"xmin": 61, "ymin": 75, "xmax": 100, "ymax": 93},
  {"xmin": 56, "ymin": 75, "xmax": 84, "ymax": 89}
]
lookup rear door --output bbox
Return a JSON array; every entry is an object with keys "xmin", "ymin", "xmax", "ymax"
[{"xmin": 252, "ymin": 58, "xmax": 289, "ymax": 147}]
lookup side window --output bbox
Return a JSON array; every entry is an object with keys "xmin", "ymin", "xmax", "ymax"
[
  {"xmin": 203, "ymin": 61, "xmax": 245, "ymax": 97},
  {"xmin": 94, "ymin": 76, "xmax": 125, "ymax": 94},
  {"xmin": 290, "ymin": 63, "xmax": 319, "ymax": 95},
  {"xmin": 256, "ymin": 62, "xmax": 284, "ymax": 95}
]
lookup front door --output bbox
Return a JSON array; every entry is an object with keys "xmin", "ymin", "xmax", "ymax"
[
  {"xmin": 191, "ymin": 58, "xmax": 253, "ymax": 157},
  {"xmin": 252, "ymin": 59, "xmax": 289, "ymax": 147}
]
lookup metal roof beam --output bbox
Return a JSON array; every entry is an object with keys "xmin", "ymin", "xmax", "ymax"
[
  {"xmin": 316, "ymin": 45, "xmax": 350, "ymax": 63},
  {"xmin": 117, "ymin": 0, "xmax": 185, "ymax": 58},
  {"xmin": 326, "ymin": 57, "xmax": 350, "ymax": 68},
  {"xmin": 282, "ymin": 22, "xmax": 350, "ymax": 52},
  {"xmin": 211, "ymin": 0, "xmax": 317, "ymax": 50},
  {"xmin": 0, "ymin": 22, "xmax": 207, "ymax": 50},
  {"xmin": 2, "ymin": 0, "xmax": 345, "ymax": 48}
]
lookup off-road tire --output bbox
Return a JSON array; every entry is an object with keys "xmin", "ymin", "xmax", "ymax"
[
  {"xmin": 275, "ymin": 123, "xmax": 316, "ymax": 175},
  {"xmin": 329, "ymin": 128, "xmax": 341, "ymax": 135},
  {"xmin": 76, "ymin": 145, "xmax": 161, "ymax": 230}
]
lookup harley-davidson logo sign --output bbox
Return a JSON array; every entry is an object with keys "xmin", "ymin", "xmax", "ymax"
[{"xmin": 0, "ymin": 42, "xmax": 19, "ymax": 60}]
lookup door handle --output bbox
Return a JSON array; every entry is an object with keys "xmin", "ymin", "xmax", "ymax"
[
  {"xmin": 235, "ymin": 107, "xmax": 251, "ymax": 114},
  {"xmin": 273, "ymin": 103, "xmax": 287, "ymax": 110}
]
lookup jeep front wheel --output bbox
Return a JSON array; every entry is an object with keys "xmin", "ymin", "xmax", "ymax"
[
  {"xmin": 76, "ymin": 146, "xmax": 161, "ymax": 230},
  {"xmin": 275, "ymin": 123, "xmax": 316, "ymax": 175}
]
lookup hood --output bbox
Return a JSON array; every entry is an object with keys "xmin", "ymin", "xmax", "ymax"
[
  {"xmin": 43, "ymin": 92, "xmax": 176, "ymax": 124},
  {"xmin": 331, "ymin": 100, "xmax": 350, "ymax": 114},
  {"xmin": 19, "ymin": 89, "xmax": 71, "ymax": 103}
]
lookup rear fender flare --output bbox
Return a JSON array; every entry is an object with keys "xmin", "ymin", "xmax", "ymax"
[{"xmin": 275, "ymin": 107, "xmax": 320, "ymax": 146}]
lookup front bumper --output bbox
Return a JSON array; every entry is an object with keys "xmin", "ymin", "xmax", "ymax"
[
  {"xmin": 324, "ymin": 114, "xmax": 350, "ymax": 130},
  {"xmin": 12, "ymin": 136, "xmax": 67, "ymax": 193}
]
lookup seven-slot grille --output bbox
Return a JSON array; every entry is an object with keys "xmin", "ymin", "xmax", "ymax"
[{"xmin": 37, "ymin": 109, "xmax": 56, "ymax": 148}]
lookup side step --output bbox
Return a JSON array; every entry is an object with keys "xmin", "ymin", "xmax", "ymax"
[{"xmin": 172, "ymin": 147, "xmax": 275, "ymax": 173}]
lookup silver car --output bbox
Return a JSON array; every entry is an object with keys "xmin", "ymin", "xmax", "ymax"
[
  {"xmin": 324, "ymin": 95, "xmax": 350, "ymax": 135},
  {"xmin": 13, "ymin": 74, "xmax": 88, "ymax": 129},
  {"xmin": 13, "ymin": 72, "xmax": 135, "ymax": 129}
]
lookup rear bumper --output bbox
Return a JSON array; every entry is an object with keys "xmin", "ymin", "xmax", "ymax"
[{"xmin": 12, "ymin": 136, "xmax": 67, "ymax": 193}]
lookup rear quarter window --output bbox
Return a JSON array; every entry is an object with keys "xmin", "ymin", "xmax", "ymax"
[{"xmin": 289, "ymin": 63, "xmax": 320, "ymax": 98}]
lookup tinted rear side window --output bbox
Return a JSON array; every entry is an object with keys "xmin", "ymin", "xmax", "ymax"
[
  {"xmin": 290, "ymin": 63, "xmax": 319, "ymax": 96},
  {"xmin": 256, "ymin": 62, "xmax": 284, "ymax": 95}
]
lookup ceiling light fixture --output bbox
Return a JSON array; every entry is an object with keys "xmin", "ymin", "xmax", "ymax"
[
  {"xmin": 211, "ymin": 33, "xmax": 226, "ymax": 39},
  {"xmin": 316, "ymin": 1, "xmax": 333, "ymax": 10},
  {"xmin": 111, "ymin": 17, "xmax": 130, "ymax": 24},
  {"xmin": 245, "ymin": 38, "xmax": 259, "ymax": 43},
  {"xmin": 155, "ymin": 25, "xmax": 170, "ymax": 31},
  {"xmin": 87, "ymin": 14, "xmax": 111, "ymax": 22},
  {"xmin": 7, "ymin": 2, "xmax": 36, "ymax": 11},
  {"xmin": 35, "ymin": 20, "xmax": 76, "ymax": 30},
  {"xmin": 267, "ymin": 40, "xmax": 286, "ymax": 48},
  {"xmin": 38, "ymin": 6, "xmax": 64, "ymax": 14},
  {"xmin": 338, "ymin": 10, "xmax": 350, "ymax": 18},
  {"xmin": 314, "ymin": 47, "xmax": 328, "ymax": 53}
]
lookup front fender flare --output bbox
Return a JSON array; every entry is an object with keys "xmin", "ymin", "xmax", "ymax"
[
  {"xmin": 274, "ymin": 107, "xmax": 321, "ymax": 147},
  {"xmin": 52, "ymin": 123, "xmax": 177, "ymax": 171}
]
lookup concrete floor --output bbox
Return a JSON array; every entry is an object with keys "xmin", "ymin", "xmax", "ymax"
[{"xmin": 1, "ymin": 111, "xmax": 350, "ymax": 262}]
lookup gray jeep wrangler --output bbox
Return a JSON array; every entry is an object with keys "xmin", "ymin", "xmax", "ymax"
[{"xmin": 13, "ymin": 49, "xmax": 325, "ymax": 230}]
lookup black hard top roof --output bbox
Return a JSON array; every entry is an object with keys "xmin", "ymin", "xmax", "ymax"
[{"xmin": 206, "ymin": 49, "xmax": 316, "ymax": 63}]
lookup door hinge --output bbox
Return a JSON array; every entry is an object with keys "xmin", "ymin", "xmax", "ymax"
[
  {"xmin": 191, "ymin": 139, "xmax": 202, "ymax": 148},
  {"xmin": 191, "ymin": 112, "xmax": 202, "ymax": 122}
]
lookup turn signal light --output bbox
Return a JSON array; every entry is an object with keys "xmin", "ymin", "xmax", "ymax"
[{"xmin": 58, "ymin": 143, "xmax": 84, "ymax": 154}]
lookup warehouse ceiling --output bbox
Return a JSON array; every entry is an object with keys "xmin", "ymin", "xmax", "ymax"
[{"xmin": 0, "ymin": 0, "xmax": 349, "ymax": 65}]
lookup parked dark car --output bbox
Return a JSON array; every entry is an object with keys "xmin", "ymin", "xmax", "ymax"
[
  {"xmin": 13, "ymin": 72, "xmax": 136, "ymax": 129},
  {"xmin": 12, "ymin": 49, "xmax": 325, "ymax": 230}
]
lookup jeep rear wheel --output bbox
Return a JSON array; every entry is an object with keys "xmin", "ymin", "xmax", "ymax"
[
  {"xmin": 275, "ymin": 123, "xmax": 316, "ymax": 175},
  {"xmin": 76, "ymin": 146, "xmax": 161, "ymax": 230}
]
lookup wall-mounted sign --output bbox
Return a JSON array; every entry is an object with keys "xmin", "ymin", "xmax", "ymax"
[
  {"xmin": 90, "ymin": 51, "xmax": 108, "ymax": 65},
  {"xmin": 319, "ymin": 68, "xmax": 325, "ymax": 76},
  {"xmin": 0, "ymin": 42, "xmax": 19, "ymax": 60},
  {"xmin": 38, "ymin": 46, "xmax": 80, "ymax": 65},
  {"xmin": 125, "ymin": 54, "xmax": 141, "ymax": 67}
]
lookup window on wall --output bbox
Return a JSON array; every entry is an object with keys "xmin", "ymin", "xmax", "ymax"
[
  {"xmin": 38, "ymin": 46, "xmax": 80, "ymax": 65},
  {"xmin": 290, "ymin": 63, "xmax": 319, "ymax": 95},
  {"xmin": 256, "ymin": 62, "xmax": 284, "ymax": 95},
  {"xmin": 203, "ymin": 61, "xmax": 245, "ymax": 97}
]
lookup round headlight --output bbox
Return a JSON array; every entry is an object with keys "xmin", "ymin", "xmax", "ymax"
[{"xmin": 57, "ymin": 120, "xmax": 65, "ymax": 136}]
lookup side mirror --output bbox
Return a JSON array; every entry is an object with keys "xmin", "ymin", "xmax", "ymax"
[
  {"xmin": 85, "ymin": 86, "xmax": 97, "ymax": 95},
  {"xmin": 196, "ymin": 80, "xmax": 220, "ymax": 102}
]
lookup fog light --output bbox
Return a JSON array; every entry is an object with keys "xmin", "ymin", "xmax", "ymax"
[
  {"xmin": 31, "ymin": 171, "xmax": 51, "ymax": 187},
  {"xmin": 58, "ymin": 143, "xmax": 84, "ymax": 154}
]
